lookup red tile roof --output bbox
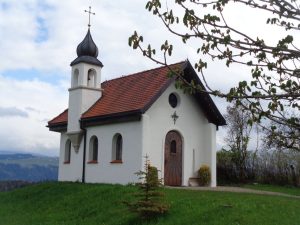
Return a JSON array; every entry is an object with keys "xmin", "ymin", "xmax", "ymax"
[
  {"xmin": 48, "ymin": 61, "xmax": 185, "ymax": 127},
  {"xmin": 48, "ymin": 109, "xmax": 68, "ymax": 125}
]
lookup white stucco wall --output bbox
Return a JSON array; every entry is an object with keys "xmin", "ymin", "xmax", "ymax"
[
  {"xmin": 204, "ymin": 123, "xmax": 217, "ymax": 187},
  {"xmin": 68, "ymin": 62, "xmax": 102, "ymax": 133},
  {"xmin": 71, "ymin": 63, "xmax": 101, "ymax": 89},
  {"xmin": 84, "ymin": 121, "xmax": 143, "ymax": 184},
  {"xmin": 59, "ymin": 121, "xmax": 143, "ymax": 184},
  {"xmin": 58, "ymin": 132, "xmax": 84, "ymax": 182},
  {"xmin": 67, "ymin": 88, "xmax": 101, "ymax": 132},
  {"xmin": 142, "ymin": 82, "xmax": 217, "ymax": 186}
]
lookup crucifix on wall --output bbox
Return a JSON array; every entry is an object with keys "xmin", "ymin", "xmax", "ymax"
[{"xmin": 171, "ymin": 111, "xmax": 179, "ymax": 124}]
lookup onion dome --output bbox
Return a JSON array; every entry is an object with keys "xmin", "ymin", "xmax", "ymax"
[
  {"xmin": 76, "ymin": 29, "xmax": 98, "ymax": 57},
  {"xmin": 70, "ymin": 28, "xmax": 103, "ymax": 67}
]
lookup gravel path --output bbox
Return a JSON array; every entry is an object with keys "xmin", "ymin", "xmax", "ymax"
[{"xmin": 169, "ymin": 186, "xmax": 300, "ymax": 199}]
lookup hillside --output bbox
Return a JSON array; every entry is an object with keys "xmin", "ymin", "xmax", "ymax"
[
  {"xmin": 0, "ymin": 182, "xmax": 299, "ymax": 225},
  {"xmin": 0, "ymin": 153, "xmax": 58, "ymax": 181}
]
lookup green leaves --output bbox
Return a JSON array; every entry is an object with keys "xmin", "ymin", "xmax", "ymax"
[
  {"xmin": 277, "ymin": 35, "xmax": 294, "ymax": 49},
  {"xmin": 146, "ymin": 0, "xmax": 162, "ymax": 12},
  {"xmin": 195, "ymin": 59, "xmax": 207, "ymax": 72},
  {"xmin": 128, "ymin": 31, "xmax": 143, "ymax": 49},
  {"xmin": 161, "ymin": 40, "xmax": 173, "ymax": 56}
]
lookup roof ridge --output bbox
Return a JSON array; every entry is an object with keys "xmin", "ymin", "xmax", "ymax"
[{"xmin": 102, "ymin": 60, "xmax": 186, "ymax": 84}]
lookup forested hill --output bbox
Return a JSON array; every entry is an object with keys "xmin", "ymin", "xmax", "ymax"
[{"xmin": 0, "ymin": 152, "xmax": 58, "ymax": 182}]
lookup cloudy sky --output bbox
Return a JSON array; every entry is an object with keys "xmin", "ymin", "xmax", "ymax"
[{"xmin": 0, "ymin": 0, "xmax": 287, "ymax": 156}]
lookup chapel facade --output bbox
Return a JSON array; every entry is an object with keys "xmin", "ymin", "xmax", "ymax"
[{"xmin": 48, "ymin": 28, "xmax": 226, "ymax": 187}]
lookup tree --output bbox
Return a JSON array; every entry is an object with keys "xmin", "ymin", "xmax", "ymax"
[
  {"xmin": 124, "ymin": 155, "xmax": 169, "ymax": 220},
  {"xmin": 263, "ymin": 111, "xmax": 299, "ymax": 150},
  {"xmin": 128, "ymin": 0, "xmax": 300, "ymax": 151},
  {"xmin": 224, "ymin": 103, "xmax": 253, "ymax": 180}
]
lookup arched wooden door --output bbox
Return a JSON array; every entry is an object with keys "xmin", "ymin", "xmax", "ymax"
[{"xmin": 164, "ymin": 131, "xmax": 182, "ymax": 186}]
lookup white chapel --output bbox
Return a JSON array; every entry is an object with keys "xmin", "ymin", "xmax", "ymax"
[{"xmin": 48, "ymin": 26, "xmax": 226, "ymax": 187}]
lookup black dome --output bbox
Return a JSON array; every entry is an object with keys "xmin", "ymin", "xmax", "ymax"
[
  {"xmin": 70, "ymin": 28, "xmax": 103, "ymax": 67},
  {"xmin": 76, "ymin": 28, "xmax": 98, "ymax": 57}
]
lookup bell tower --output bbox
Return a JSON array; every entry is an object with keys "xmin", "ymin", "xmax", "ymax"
[{"xmin": 67, "ymin": 24, "xmax": 103, "ymax": 151}]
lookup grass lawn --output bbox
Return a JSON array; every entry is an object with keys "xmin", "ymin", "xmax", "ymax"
[
  {"xmin": 242, "ymin": 183, "xmax": 300, "ymax": 196},
  {"xmin": 0, "ymin": 182, "xmax": 299, "ymax": 225}
]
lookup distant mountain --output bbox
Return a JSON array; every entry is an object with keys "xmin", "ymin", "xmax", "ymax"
[
  {"xmin": 0, "ymin": 153, "xmax": 58, "ymax": 182},
  {"xmin": 0, "ymin": 150, "xmax": 22, "ymax": 155}
]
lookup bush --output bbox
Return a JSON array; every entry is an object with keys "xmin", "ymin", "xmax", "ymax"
[
  {"xmin": 217, "ymin": 149, "xmax": 254, "ymax": 185},
  {"xmin": 217, "ymin": 148, "xmax": 300, "ymax": 187},
  {"xmin": 198, "ymin": 165, "xmax": 211, "ymax": 186}
]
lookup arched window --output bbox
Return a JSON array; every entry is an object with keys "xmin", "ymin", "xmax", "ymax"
[
  {"xmin": 170, "ymin": 140, "xmax": 177, "ymax": 154},
  {"xmin": 64, "ymin": 139, "xmax": 71, "ymax": 164},
  {"xmin": 88, "ymin": 136, "xmax": 98, "ymax": 163},
  {"xmin": 87, "ymin": 69, "xmax": 97, "ymax": 88},
  {"xmin": 112, "ymin": 134, "xmax": 123, "ymax": 163},
  {"xmin": 116, "ymin": 135, "xmax": 122, "ymax": 160},
  {"xmin": 73, "ymin": 69, "xmax": 79, "ymax": 87}
]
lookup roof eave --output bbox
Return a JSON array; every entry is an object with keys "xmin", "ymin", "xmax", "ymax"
[
  {"xmin": 47, "ymin": 123, "xmax": 67, "ymax": 132},
  {"xmin": 70, "ymin": 56, "xmax": 103, "ymax": 67},
  {"xmin": 80, "ymin": 110, "xmax": 143, "ymax": 127},
  {"xmin": 183, "ymin": 61, "xmax": 226, "ymax": 126}
]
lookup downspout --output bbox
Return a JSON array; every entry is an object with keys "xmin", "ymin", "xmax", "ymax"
[{"xmin": 81, "ymin": 123, "xmax": 87, "ymax": 183}]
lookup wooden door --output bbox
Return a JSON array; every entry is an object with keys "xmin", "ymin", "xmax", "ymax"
[{"xmin": 164, "ymin": 131, "xmax": 182, "ymax": 186}]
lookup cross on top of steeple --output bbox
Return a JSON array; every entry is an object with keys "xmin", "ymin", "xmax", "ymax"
[{"xmin": 84, "ymin": 6, "xmax": 95, "ymax": 28}]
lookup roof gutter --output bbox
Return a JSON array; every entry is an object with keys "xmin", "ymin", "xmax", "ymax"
[
  {"xmin": 80, "ymin": 110, "xmax": 143, "ymax": 128},
  {"xmin": 47, "ymin": 123, "xmax": 67, "ymax": 132}
]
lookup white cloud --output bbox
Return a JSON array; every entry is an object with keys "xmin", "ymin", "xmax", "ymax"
[
  {"xmin": 0, "ymin": 0, "xmax": 162, "ymax": 76},
  {"xmin": 0, "ymin": 75, "xmax": 68, "ymax": 156},
  {"xmin": 0, "ymin": 106, "xmax": 29, "ymax": 118}
]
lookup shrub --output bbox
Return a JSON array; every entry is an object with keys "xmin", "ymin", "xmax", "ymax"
[
  {"xmin": 198, "ymin": 165, "xmax": 211, "ymax": 186},
  {"xmin": 124, "ymin": 155, "xmax": 169, "ymax": 220},
  {"xmin": 217, "ymin": 148, "xmax": 300, "ymax": 187}
]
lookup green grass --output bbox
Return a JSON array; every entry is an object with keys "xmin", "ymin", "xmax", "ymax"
[
  {"xmin": 0, "ymin": 182, "xmax": 299, "ymax": 225},
  {"xmin": 242, "ymin": 183, "xmax": 300, "ymax": 196}
]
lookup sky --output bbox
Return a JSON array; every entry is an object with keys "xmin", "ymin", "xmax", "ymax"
[{"xmin": 0, "ymin": 0, "xmax": 289, "ymax": 156}]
